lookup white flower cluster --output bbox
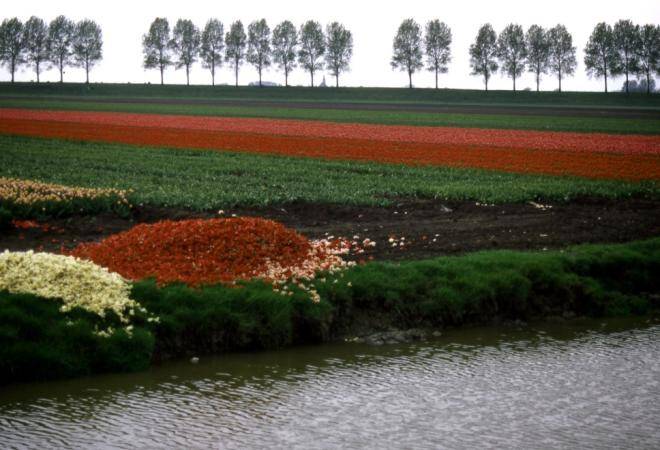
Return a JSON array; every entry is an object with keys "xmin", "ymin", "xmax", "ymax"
[
  {"xmin": 0, "ymin": 250, "xmax": 145, "ymax": 324},
  {"xmin": 265, "ymin": 238, "xmax": 361, "ymax": 303}
]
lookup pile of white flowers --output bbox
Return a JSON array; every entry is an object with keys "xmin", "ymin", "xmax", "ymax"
[{"xmin": 0, "ymin": 250, "xmax": 145, "ymax": 324}]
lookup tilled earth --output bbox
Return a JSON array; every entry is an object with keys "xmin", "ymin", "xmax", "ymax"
[{"xmin": 3, "ymin": 197, "xmax": 659, "ymax": 261}]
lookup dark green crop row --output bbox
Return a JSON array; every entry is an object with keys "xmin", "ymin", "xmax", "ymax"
[
  {"xmin": 2, "ymin": 82, "xmax": 660, "ymax": 107},
  {"xmin": 2, "ymin": 98, "xmax": 659, "ymax": 134},
  {"xmin": 1, "ymin": 136, "xmax": 657, "ymax": 209},
  {"xmin": 2, "ymin": 238, "xmax": 658, "ymax": 384}
]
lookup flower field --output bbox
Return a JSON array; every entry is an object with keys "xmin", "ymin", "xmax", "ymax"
[
  {"xmin": 0, "ymin": 176, "xmax": 131, "ymax": 218},
  {"xmin": 0, "ymin": 108, "xmax": 658, "ymax": 181}
]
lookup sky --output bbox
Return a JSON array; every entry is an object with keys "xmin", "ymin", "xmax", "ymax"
[{"xmin": 2, "ymin": 0, "xmax": 660, "ymax": 91}]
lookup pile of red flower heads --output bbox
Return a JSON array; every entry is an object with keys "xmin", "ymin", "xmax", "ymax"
[{"xmin": 70, "ymin": 217, "xmax": 374, "ymax": 301}]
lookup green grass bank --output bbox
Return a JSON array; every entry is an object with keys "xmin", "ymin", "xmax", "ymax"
[{"xmin": 2, "ymin": 238, "xmax": 659, "ymax": 384}]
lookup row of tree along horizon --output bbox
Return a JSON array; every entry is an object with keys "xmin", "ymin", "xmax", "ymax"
[{"xmin": 1, "ymin": 16, "xmax": 658, "ymax": 93}]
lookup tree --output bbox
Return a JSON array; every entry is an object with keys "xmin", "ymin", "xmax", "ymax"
[
  {"xmin": 424, "ymin": 20, "xmax": 451, "ymax": 89},
  {"xmin": 469, "ymin": 24, "xmax": 498, "ymax": 91},
  {"xmin": 0, "ymin": 18, "xmax": 25, "ymax": 83},
  {"xmin": 635, "ymin": 24, "xmax": 660, "ymax": 94},
  {"xmin": 23, "ymin": 16, "xmax": 48, "ymax": 83},
  {"xmin": 225, "ymin": 20, "xmax": 247, "ymax": 87},
  {"xmin": 171, "ymin": 19, "xmax": 200, "ymax": 86},
  {"xmin": 547, "ymin": 24, "xmax": 577, "ymax": 92},
  {"xmin": 324, "ymin": 22, "xmax": 353, "ymax": 88},
  {"xmin": 584, "ymin": 22, "xmax": 619, "ymax": 93},
  {"xmin": 247, "ymin": 19, "xmax": 271, "ymax": 87},
  {"xmin": 143, "ymin": 18, "xmax": 172, "ymax": 85},
  {"xmin": 391, "ymin": 19, "xmax": 423, "ymax": 89},
  {"xmin": 48, "ymin": 15, "xmax": 75, "ymax": 82},
  {"xmin": 200, "ymin": 19, "xmax": 224, "ymax": 86},
  {"xmin": 72, "ymin": 19, "xmax": 102, "ymax": 84},
  {"xmin": 272, "ymin": 20, "xmax": 297, "ymax": 87},
  {"xmin": 497, "ymin": 24, "xmax": 527, "ymax": 91},
  {"xmin": 525, "ymin": 25, "xmax": 549, "ymax": 92},
  {"xmin": 613, "ymin": 20, "xmax": 640, "ymax": 94},
  {"xmin": 298, "ymin": 20, "xmax": 325, "ymax": 87}
]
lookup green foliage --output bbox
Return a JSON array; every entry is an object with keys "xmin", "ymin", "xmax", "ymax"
[
  {"xmin": 316, "ymin": 238, "xmax": 660, "ymax": 333},
  {"xmin": 0, "ymin": 206, "xmax": 12, "ymax": 230},
  {"xmin": 1, "ymin": 135, "xmax": 656, "ymax": 209},
  {"xmin": 298, "ymin": 20, "xmax": 325, "ymax": 86},
  {"xmin": 470, "ymin": 24, "xmax": 499, "ymax": 91},
  {"xmin": 0, "ymin": 291, "xmax": 154, "ymax": 384},
  {"xmin": 72, "ymin": 19, "xmax": 103, "ymax": 83},
  {"xmin": 1, "ymin": 238, "xmax": 658, "ymax": 383},
  {"xmin": 497, "ymin": 24, "xmax": 527, "ymax": 91},
  {"xmin": 272, "ymin": 20, "xmax": 298, "ymax": 87},
  {"xmin": 200, "ymin": 19, "xmax": 224, "ymax": 86},
  {"xmin": 170, "ymin": 19, "xmax": 200, "ymax": 86},
  {"xmin": 246, "ymin": 19, "xmax": 271, "ymax": 86},
  {"xmin": 142, "ymin": 17, "xmax": 172, "ymax": 85},
  {"xmin": 225, "ymin": 21, "xmax": 246, "ymax": 86},
  {"xmin": 324, "ymin": 22, "xmax": 353, "ymax": 87},
  {"xmin": 0, "ymin": 17, "xmax": 25, "ymax": 83},
  {"xmin": 47, "ymin": 15, "xmax": 75, "ymax": 82}
]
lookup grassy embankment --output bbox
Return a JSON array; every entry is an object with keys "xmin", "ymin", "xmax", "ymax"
[
  {"xmin": 1, "ymin": 136, "xmax": 657, "ymax": 207},
  {"xmin": 2, "ymin": 82, "xmax": 660, "ymax": 107},
  {"xmin": 2, "ymin": 237, "xmax": 659, "ymax": 384}
]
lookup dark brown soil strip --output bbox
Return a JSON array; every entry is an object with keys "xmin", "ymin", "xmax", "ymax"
[{"xmin": 3, "ymin": 198, "xmax": 659, "ymax": 262}]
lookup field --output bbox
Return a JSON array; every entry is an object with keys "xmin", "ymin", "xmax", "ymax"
[{"xmin": 1, "ymin": 83, "xmax": 659, "ymax": 383}]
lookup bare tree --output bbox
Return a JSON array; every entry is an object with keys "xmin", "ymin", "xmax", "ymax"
[
  {"xmin": 272, "ymin": 20, "xmax": 297, "ymax": 87},
  {"xmin": 613, "ymin": 20, "xmax": 640, "ymax": 94},
  {"xmin": 225, "ymin": 20, "xmax": 247, "ymax": 87},
  {"xmin": 0, "ymin": 18, "xmax": 25, "ymax": 83},
  {"xmin": 298, "ymin": 20, "xmax": 325, "ymax": 87},
  {"xmin": 324, "ymin": 22, "xmax": 353, "ymax": 88},
  {"xmin": 143, "ymin": 18, "xmax": 172, "ymax": 85},
  {"xmin": 23, "ymin": 16, "xmax": 48, "ymax": 83},
  {"xmin": 73, "ymin": 19, "xmax": 103, "ymax": 84},
  {"xmin": 171, "ymin": 19, "xmax": 200, "ymax": 86},
  {"xmin": 469, "ymin": 24, "xmax": 498, "ymax": 91},
  {"xmin": 48, "ymin": 15, "xmax": 75, "ymax": 82},
  {"xmin": 391, "ymin": 18, "xmax": 423, "ymax": 88},
  {"xmin": 497, "ymin": 24, "xmax": 527, "ymax": 91},
  {"xmin": 525, "ymin": 25, "xmax": 549, "ymax": 92},
  {"xmin": 424, "ymin": 20, "xmax": 451, "ymax": 89},
  {"xmin": 635, "ymin": 24, "xmax": 660, "ymax": 94},
  {"xmin": 200, "ymin": 19, "xmax": 224, "ymax": 86},
  {"xmin": 547, "ymin": 24, "xmax": 577, "ymax": 92},
  {"xmin": 247, "ymin": 19, "xmax": 271, "ymax": 87},
  {"xmin": 584, "ymin": 22, "xmax": 619, "ymax": 93}
]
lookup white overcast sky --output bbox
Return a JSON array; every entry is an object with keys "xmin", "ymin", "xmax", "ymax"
[{"xmin": 3, "ymin": 0, "xmax": 660, "ymax": 91}]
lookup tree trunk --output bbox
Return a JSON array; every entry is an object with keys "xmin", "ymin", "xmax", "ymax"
[
  {"xmin": 85, "ymin": 64, "xmax": 89, "ymax": 84},
  {"xmin": 285, "ymin": 68, "xmax": 288, "ymax": 87},
  {"xmin": 160, "ymin": 66, "xmax": 164, "ymax": 85},
  {"xmin": 408, "ymin": 70, "xmax": 412, "ymax": 89},
  {"xmin": 59, "ymin": 63, "xmax": 64, "ymax": 83},
  {"xmin": 212, "ymin": 66, "xmax": 215, "ymax": 86},
  {"xmin": 647, "ymin": 71, "xmax": 651, "ymax": 95},
  {"xmin": 10, "ymin": 60, "xmax": 15, "ymax": 83},
  {"xmin": 485, "ymin": 74, "xmax": 488, "ymax": 92},
  {"xmin": 186, "ymin": 65, "xmax": 190, "ymax": 86},
  {"xmin": 259, "ymin": 67, "xmax": 262, "ymax": 87},
  {"xmin": 435, "ymin": 69, "xmax": 438, "ymax": 89},
  {"xmin": 336, "ymin": 73, "xmax": 339, "ymax": 88},
  {"xmin": 311, "ymin": 70, "xmax": 314, "ymax": 87},
  {"xmin": 625, "ymin": 70, "xmax": 629, "ymax": 94},
  {"xmin": 235, "ymin": 63, "xmax": 239, "ymax": 87},
  {"xmin": 558, "ymin": 66, "xmax": 562, "ymax": 93},
  {"xmin": 513, "ymin": 75, "xmax": 516, "ymax": 92},
  {"xmin": 604, "ymin": 73, "xmax": 608, "ymax": 93},
  {"xmin": 36, "ymin": 62, "xmax": 40, "ymax": 83}
]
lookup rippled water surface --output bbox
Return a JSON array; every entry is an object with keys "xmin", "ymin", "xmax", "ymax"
[{"xmin": 1, "ymin": 317, "xmax": 659, "ymax": 449}]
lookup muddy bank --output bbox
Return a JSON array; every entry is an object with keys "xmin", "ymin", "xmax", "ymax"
[{"xmin": 2, "ymin": 197, "xmax": 659, "ymax": 260}]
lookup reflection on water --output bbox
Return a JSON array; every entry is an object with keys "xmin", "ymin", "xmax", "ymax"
[{"xmin": 1, "ymin": 317, "xmax": 659, "ymax": 449}]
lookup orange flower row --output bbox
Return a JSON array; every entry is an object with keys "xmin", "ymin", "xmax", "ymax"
[
  {"xmin": 2, "ymin": 116, "xmax": 658, "ymax": 181},
  {"xmin": 1, "ymin": 108, "xmax": 658, "ymax": 155}
]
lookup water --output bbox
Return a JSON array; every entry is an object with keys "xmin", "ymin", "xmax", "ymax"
[{"xmin": 1, "ymin": 317, "xmax": 659, "ymax": 449}]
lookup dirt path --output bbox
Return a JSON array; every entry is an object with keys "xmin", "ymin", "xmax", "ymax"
[{"xmin": 3, "ymin": 198, "xmax": 659, "ymax": 261}]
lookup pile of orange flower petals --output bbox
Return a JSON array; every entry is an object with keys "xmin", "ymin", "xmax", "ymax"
[{"xmin": 69, "ymin": 217, "xmax": 363, "ymax": 292}]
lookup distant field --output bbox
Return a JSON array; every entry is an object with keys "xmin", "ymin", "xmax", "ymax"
[
  {"xmin": 1, "ymin": 136, "xmax": 656, "ymax": 208},
  {"xmin": 2, "ymin": 82, "xmax": 660, "ymax": 108},
  {"xmin": 2, "ymin": 98, "xmax": 659, "ymax": 134}
]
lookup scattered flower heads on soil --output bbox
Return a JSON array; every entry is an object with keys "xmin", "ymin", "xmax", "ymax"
[
  {"xmin": 0, "ymin": 250, "xmax": 145, "ymax": 324},
  {"xmin": 69, "ymin": 217, "xmax": 367, "ymax": 301}
]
